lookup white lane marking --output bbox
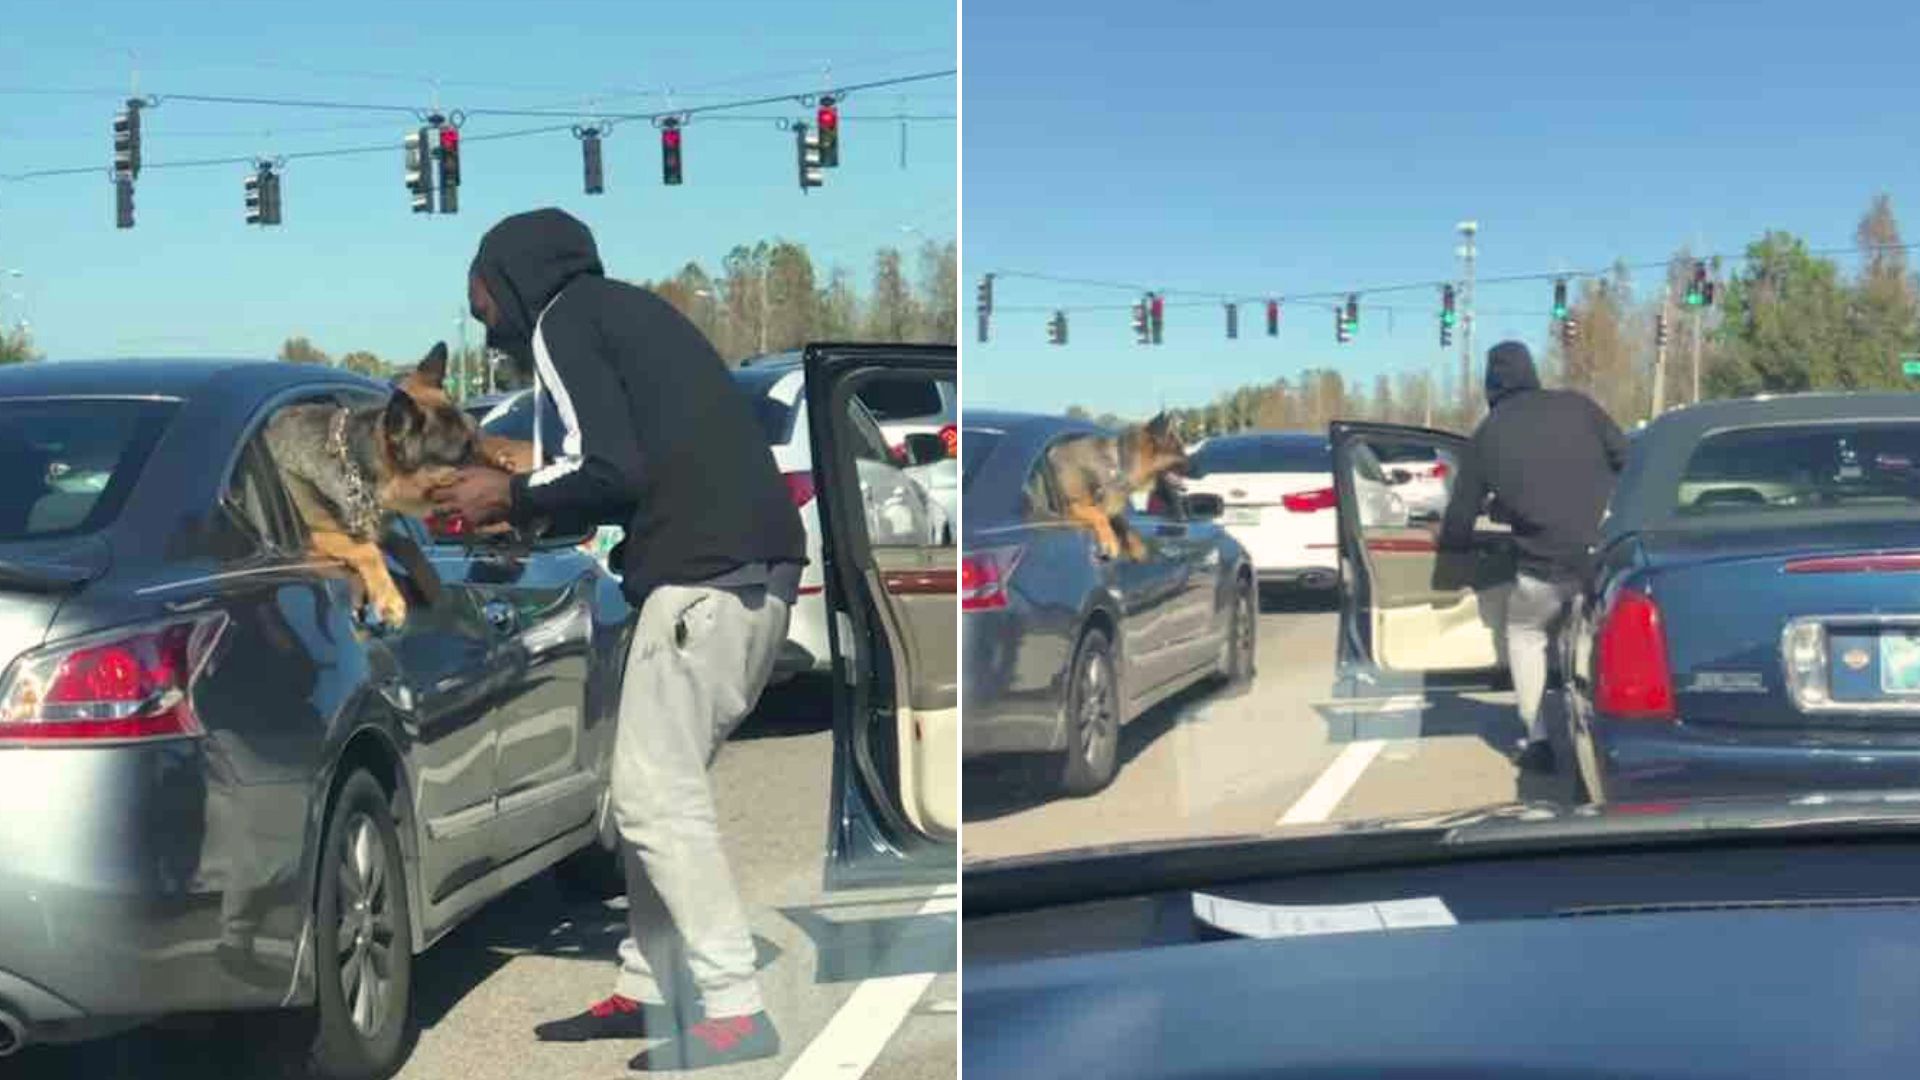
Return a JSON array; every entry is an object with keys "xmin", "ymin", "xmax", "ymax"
[
  {"xmin": 1278, "ymin": 739, "xmax": 1386, "ymax": 826},
  {"xmin": 778, "ymin": 891, "xmax": 950, "ymax": 1080}
]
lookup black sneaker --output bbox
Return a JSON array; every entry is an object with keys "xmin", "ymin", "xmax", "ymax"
[
  {"xmin": 629, "ymin": 1012, "xmax": 780, "ymax": 1071},
  {"xmin": 1516, "ymin": 739, "xmax": 1556, "ymax": 774},
  {"xmin": 535, "ymin": 995, "xmax": 678, "ymax": 1042}
]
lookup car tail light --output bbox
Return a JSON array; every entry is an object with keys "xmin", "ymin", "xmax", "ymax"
[
  {"xmin": 427, "ymin": 510, "xmax": 469, "ymax": 539},
  {"xmin": 784, "ymin": 471, "xmax": 816, "ymax": 507},
  {"xmin": 961, "ymin": 546, "xmax": 1024, "ymax": 612},
  {"xmin": 0, "ymin": 613, "xmax": 226, "ymax": 743},
  {"xmin": 889, "ymin": 444, "xmax": 908, "ymax": 465},
  {"xmin": 1283, "ymin": 487, "xmax": 1337, "ymax": 513},
  {"xmin": 1593, "ymin": 587, "xmax": 1675, "ymax": 720},
  {"xmin": 1431, "ymin": 462, "xmax": 1450, "ymax": 480},
  {"xmin": 939, "ymin": 424, "xmax": 958, "ymax": 457}
]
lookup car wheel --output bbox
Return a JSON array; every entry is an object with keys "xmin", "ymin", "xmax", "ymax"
[
  {"xmin": 1059, "ymin": 626, "xmax": 1121, "ymax": 796},
  {"xmin": 309, "ymin": 770, "xmax": 414, "ymax": 1080},
  {"xmin": 1217, "ymin": 576, "xmax": 1257, "ymax": 687}
]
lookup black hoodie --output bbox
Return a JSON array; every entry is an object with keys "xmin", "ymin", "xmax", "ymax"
[
  {"xmin": 470, "ymin": 209, "xmax": 805, "ymax": 600},
  {"xmin": 1438, "ymin": 342, "xmax": 1629, "ymax": 581}
]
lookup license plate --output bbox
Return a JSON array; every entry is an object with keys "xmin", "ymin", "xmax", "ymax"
[
  {"xmin": 1225, "ymin": 508, "xmax": 1261, "ymax": 526},
  {"xmin": 1880, "ymin": 631, "xmax": 1920, "ymax": 694}
]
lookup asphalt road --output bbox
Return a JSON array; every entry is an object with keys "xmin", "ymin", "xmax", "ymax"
[
  {"xmin": 962, "ymin": 589, "xmax": 1583, "ymax": 864},
  {"xmin": 16, "ymin": 680, "xmax": 956, "ymax": 1080}
]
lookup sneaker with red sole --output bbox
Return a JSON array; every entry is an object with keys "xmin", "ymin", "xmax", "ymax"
[
  {"xmin": 534, "ymin": 995, "xmax": 688, "ymax": 1042},
  {"xmin": 628, "ymin": 1012, "xmax": 780, "ymax": 1071}
]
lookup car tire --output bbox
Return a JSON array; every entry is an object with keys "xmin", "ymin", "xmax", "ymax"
[
  {"xmin": 1216, "ymin": 576, "xmax": 1257, "ymax": 688},
  {"xmin": 309, "ymin": 770, "xmax": 414, "ymax": 1080},
  {"xmin": 1059, "ymin": 626, "xmax": 1121, "ymax": 797}
]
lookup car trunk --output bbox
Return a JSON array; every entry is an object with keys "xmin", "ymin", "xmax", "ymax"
[
  {"xmin": 1642, "ymin": 522, "xmax": 1920, "ymax": 737},
  {"xmin": 0, "ymin": 539, "xmax": 104, "ymax": 684},
  {"xmin": 1181, "ymin": 471, "xmax": 1336, "ymax": 551}
]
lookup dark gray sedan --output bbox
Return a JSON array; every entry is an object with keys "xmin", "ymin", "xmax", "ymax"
[
  {"xmin": 962, "ymin": 411, "xmax": 1255, "ymax": 795},
  {"xmin": 0, "ymin": 360, "xmax": 634, "ymax": 1076}
]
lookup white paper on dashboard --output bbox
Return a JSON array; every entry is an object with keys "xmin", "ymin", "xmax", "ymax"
[{"xmin": 1190, "ymin": 892, "xmax": 1457, "ymax": 939}]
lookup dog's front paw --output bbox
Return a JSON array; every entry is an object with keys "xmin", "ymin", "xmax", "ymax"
[
  {"xmin": 1123, "ymin": 533, "xmax": 1148, "ymax": 561},
  {"xmin": 371, "ymin": 590, "xmax": 409, "ymax": 630}
]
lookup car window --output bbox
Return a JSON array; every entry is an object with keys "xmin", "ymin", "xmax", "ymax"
[
  {"xmin": 0, "ymin": 399, "xmax": 175, "ymax": 541},
  {"xmin": 856, "ymin": 375, "xmax": 946, "ymax": 422},
  {"xmin": 224, "ymin": 436, "xmax": 299, "ymax": 551},
  {"xmin": 962, "ymin": 428, "xmax": 1004, "ymax": 492},
  {"xmin": 846, "ymin": 373, "xmax": 955, "ymax": 549},
  {"xmin": 850, "ymin": 398, "xmax": 894, "ymax": 462},
  {"xmin": 1188, "ymin": 435, "xmax": 1332, "ymax": 477},
  {"xmin": 1021, "ymin": 455, "xmax": 1058, "ymax": 518},
  {"xmin": 1676, "ymin": 422, "xmax": 1920, "ymax": 516}
]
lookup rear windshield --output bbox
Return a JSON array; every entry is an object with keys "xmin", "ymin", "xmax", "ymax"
[
  {"xmin": 728, "ymin": 368, "xmax": 800, "ymax": 445},
  {"xmin": 0, "ymin": 399, "xmax": 175, "ymax": 539},
  {"xmin": 1677, "ymin": 423, "xmax": 1920, "ymax": 517},
  {"xmin": 1189, "ymin": 435, "xmax": 1331, "ymax": 477},
  {"xmin": 962, "ymin": 429, "xmax": 1004, "ymax": 491},
  {"xmin": 858, "ymin": 376, "xmax": 945, "ymax": 422}
]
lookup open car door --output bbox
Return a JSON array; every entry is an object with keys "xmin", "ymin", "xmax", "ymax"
[
  {"xmin": 1331, "ymin": 421, "xmax": 1516, "ymax": 699},
  {"xmin": 804, "ymin": 343, "xmax": 957, "ymax": 889}
]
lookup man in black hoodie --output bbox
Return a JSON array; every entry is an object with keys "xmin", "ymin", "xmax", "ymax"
[
  {"xmin": 432, "ymin": 209, "xmax": 805, "ymax": 1070},
  {"xmin": 1438, "ymin": 341, "xmax": 1628, "ymax": 774}
]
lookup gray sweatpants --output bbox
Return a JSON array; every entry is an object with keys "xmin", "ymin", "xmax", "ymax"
[
  {"xmin": 1507, "ymin": 572, "xmax": 1576, "ymax": 742},
  {"xmin": 610, "ymin": 582, "xmax": 790, "ymax": 1019}
]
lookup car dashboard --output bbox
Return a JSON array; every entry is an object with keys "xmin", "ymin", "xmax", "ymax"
[{"xmin": 964, "ymin": 836, "xmax": 1920, "ymax": 1078}]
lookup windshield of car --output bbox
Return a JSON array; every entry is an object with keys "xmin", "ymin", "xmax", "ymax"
[
  {"xmin": 858, "ymin": 374, "xmax": 946, "ymax": 422},
  {"xmin": 1677, "ymin": 423, "xmax": 1920, "ymax": 516},
  {"xmin": 1188, "ymin": 436, "xmax": 1331, "ymax": 477},
  {"xmin": 0, "ymin": 399, "xmax": 175, "ymax": 540}
]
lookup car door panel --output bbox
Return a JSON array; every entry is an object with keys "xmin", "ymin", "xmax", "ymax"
[
  {"xmin": 807, "ymin": 345, "xmax": 956, "ymax": 889},
  {"xmin": 1332, "ymin": 421, "xmax": 1514, "ymax": 696}
]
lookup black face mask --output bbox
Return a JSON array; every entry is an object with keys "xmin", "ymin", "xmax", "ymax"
[{"xmin": 485, "ymin": 326, "xmax": 535, "ymax": 379}]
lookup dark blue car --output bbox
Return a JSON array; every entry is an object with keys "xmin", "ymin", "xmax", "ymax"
[
  {"xmin": 1334, "ymin": 396, "xmax": 1920, "ymax": 804},
  {"xmin": 963, "ymin": 411, "xmax": 1255, "ymax": 795}
]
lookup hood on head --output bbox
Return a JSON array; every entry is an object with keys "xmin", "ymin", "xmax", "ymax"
[
  {"xmin": 469, "ymin": 208, "xmax": 605, "ymax": 341},
  {"xmin": 1485, "ymin": 340, "xmax": 1541, "ymax": 406}
]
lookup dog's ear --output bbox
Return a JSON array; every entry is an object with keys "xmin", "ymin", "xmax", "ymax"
[
  {"xmin": 384, "ymin": 390, "xmax": 427, "ymax": 471},
  {"xmin": 1145, "ymin": 411, "xmax": 1171, "ymax": 436},
  {"xmin": 414, "ymin": 342, "xmax": 450, "ymax": 389}
]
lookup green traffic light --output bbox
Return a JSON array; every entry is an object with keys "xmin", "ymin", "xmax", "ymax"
[{"xmin": 1552, "ymin": 305, "xmax": 1567, "ymax": 319}]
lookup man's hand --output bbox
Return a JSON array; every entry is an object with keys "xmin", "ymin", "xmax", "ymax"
[{"xmin": 432, "ymin": 466, "xmax": 514, "ymax": 528}]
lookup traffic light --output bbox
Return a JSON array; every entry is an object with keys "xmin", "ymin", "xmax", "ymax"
[
  {"xmin": 1655, "ymin": 312, "xmax": 1669, "ymax": 348},
  {"xmin": 976, "ymin": 274, "xmax": 993, "ymax": 344},
  {"xmin": 661, "ymin": 119, "xmax": 683, "ymax": 185},
  {"xmin": 1266, "ymin": 299, "xmax": 1280, "ymax": 336},
  {"xmin": 1335, "ymin": 305, "xmax": 1351, "ymax": 344},
  {"xmin": 796, "ymin": 122, "xmax": 823, "ymax": 191},
  {"xmin": 1047, "ymin": 310, "xmax": 1068, "ymax": 345},
  {"xmin": 580, "ymin": 127, "xmax": 604, "ymax": 194},
  {"xmin": 436, "ymin": 125, "xmax": 460, "ymax": 214},
  {"xmin": 112, "ymin": 100, "xmax": 142, "ymax": 182},
  {"xmin": 1149, "ymin": 293, "xmax": 1165, "ymax": 345},
  {"xmin": 405, "ymin": 127, "xmax": 433, "ymax": 213},
  {"xmin": 1131, "ymin": 298, "xmax": 1150, "ymax": 344},
  {"xmin": 1225, "ymin": 302, "xmax": 1238, "ymax": 340},
  {"xmin": 114, "ymin": 177, "xmax": 135, "ymax": 230},
  {"xmin": 1552, "ymin": 278, "xmax": 1569, "ymax": 320},
  {"xmin": 816, "ymin": 95, "xmax": 839, "ymax": 168},
  {"xmin": 1440, "ymin": 319, "xmax": 1452, "ymax": 348},
  {"xmin": 1441, "ymin": 284, "xmax": 1457, "ymax": 326},
  {"xmin": 244, "ymin": 163, "xmax": 281, "ymax": 226},
  {"xmin": 1344, "ymin": 294, "xmax": 1360, "ymax": 335},
  {"xmin": 1685, "ymin": 260, "xmax": 1708, "ymax": 307}
]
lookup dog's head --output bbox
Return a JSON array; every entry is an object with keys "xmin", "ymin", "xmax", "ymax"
[
  {"xmin": 384, "ymin": 342, "xmax": 482, "ymax": 475},
  {"xmin": 1125, "ymin": 411, "xmax": 1189, "ymax": 487}
]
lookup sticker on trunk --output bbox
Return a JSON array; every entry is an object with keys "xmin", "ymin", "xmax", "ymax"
[{"xmin": 1880, "ymin": 631, "xmax": 1920, "ymax": 694}]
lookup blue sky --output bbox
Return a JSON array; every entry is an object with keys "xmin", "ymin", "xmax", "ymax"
[
  {"xmin": 963, "ymin": 0, "xmax": 1920, "ymax": 417},
  {"xmin": 0, "ymin": 0, "xmax": 954, "ymax": 361}
]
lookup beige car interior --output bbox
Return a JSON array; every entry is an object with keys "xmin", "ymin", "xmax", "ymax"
[
  {"xmin": 1351, "ymin": 442, "xmax": 1516, "ymax": 674},
  {"xmin": 859, "ymin": 375, "xmax": 958, "ymax": 842}
]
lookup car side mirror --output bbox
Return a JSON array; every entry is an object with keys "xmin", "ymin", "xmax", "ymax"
[
  {"xmin": 901, "ymin": 432, "xmax": 948, "ymax": 467},
  {"xmin": 1183, "ymin": 492, "xmax": 1224, "ymax": 519}
]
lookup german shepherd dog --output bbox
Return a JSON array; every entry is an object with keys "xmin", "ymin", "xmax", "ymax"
[
  {"xmin": 265, "ymin": 342, "xmax": 502, "ymax": 628},
  {"xmin": 1045, "ymin": 412, "xmax": 1190, "ymax": 561}
]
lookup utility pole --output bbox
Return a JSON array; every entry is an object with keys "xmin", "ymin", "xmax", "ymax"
[
  {"xmin": 1652, "ymin": 299, "xmax": 1671, "ymax": 418},
  {"xmin": 1456, "ymin": 220, "xmax": 1478, "ymax": 421},
  {"xmin": 1689, "ymin": 305, "xmax": 1704, "ymax": 405}
]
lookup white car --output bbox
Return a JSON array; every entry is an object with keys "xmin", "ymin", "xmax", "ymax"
[
  {"xmin": 1370, "ymin": 441, "xmax": 1453, "ymax": 520},
  {"xmin": 1181, "ymin": 431, "xmax": 1405, "ymax": 590},
  {"xmin": 731, "ymin": 356, "xmax": 951, "ymax": 683}
]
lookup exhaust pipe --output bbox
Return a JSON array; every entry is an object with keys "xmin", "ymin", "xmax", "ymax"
[{"xmin": 0, "ymin": 1008, "xmax": 25, "ymax": 1056}]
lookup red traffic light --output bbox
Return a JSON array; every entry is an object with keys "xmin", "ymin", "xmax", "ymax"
[
  {"xmin": 439, "ymin": 127, "xmax": 459, "ymax": 150},
  {"xmin": 817, "ymin": 105, "xmax": 839, "ymax": 131},
  {"xmin": 663, "ymin": 127, "xmax": 682, "ymax": 149}
]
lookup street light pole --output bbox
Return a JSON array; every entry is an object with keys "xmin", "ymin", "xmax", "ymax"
[{"xmin": 1456, "ymin": 221, "xmax": 1478, "ymax": 423}]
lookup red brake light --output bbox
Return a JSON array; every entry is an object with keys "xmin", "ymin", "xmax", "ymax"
[
  {"xmin": 939, "ymin": 424, "xmax": 957, "ymax": 458},
  {"xmin": 1593, "ymin": 587, "xmax": 1675, "ymax": 720},
  {"xmin": 1431, "ymin": 462, "xmax": 1450, "ymax": 479},
  {"xmin": 889, "ymin": 444, "xmax": 908, "ymax": 465},
  {"xmin": 0, "ymin": 614, "xmax": 225, "ymax": 743},
  {"xmin": 784, "ymin": 471, "xmax": 816, "ymax": 507},
  {"xmin": 962, "ymin": 547, "xmax": 1023, "ymax": 612},
  {"xmin": 1283, "ymin": 487, "xmax": 1337, "ymax": 513}
]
